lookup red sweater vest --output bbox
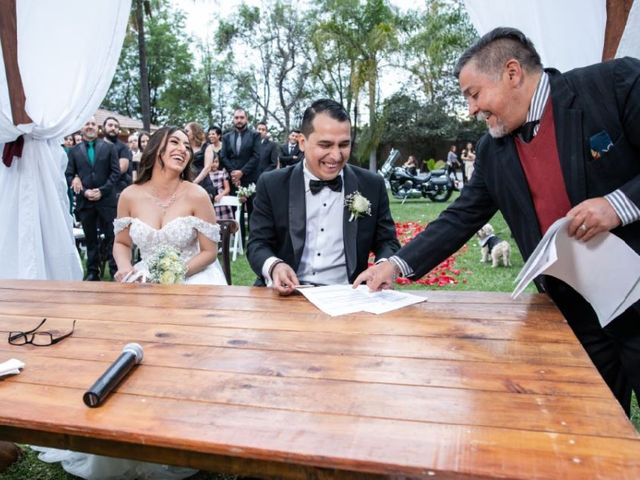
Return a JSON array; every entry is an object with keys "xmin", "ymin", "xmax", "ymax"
[{"xmin": 515, "ymin": 102, "xmax": 572, "ymax": 234}]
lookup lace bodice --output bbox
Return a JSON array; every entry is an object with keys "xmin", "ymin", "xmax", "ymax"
[{"xmin": 114, "ymin": 216, "xmax": 220, "ymax": 264}]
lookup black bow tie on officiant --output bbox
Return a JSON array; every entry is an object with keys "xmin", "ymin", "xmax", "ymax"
[
  {"xmin": 309, "ymin": 176, "xmax": 343, "ymax": 194},
  {"xmin": 513, "ymin": 120, "xmax": 540, "ymax": 143}
]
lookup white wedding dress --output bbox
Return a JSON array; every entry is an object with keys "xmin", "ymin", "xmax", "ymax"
[
  {"xmin": 34, "ymin": 217, "xmax": 226, "ymax": 479},
  {"xmin": 115, "ymin": 215, "xmax": 227, "ymax": 285}
]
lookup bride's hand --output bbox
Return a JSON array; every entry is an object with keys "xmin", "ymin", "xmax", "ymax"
[{"xmin": 114, "ymin": 268, "xmax": 135, "ymax": 282}]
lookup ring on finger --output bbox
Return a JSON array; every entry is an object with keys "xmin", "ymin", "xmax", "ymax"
[{"xmin": 579, "ymin": 224, "xmax": 588, "ymax": 232}]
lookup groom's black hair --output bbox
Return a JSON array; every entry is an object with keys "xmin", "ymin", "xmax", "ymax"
[
  {"xmin": 300, "ymin": 99, "xmax": 350, "ymax": 137},
  {"xmin": 135, "ymin": 126, "xmax": 194, "ymax": 185}
]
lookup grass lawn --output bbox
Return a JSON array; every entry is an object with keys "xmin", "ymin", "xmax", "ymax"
[{"xmin": 3, "ymin": 191, "xmax": 638, "ymax": 479}]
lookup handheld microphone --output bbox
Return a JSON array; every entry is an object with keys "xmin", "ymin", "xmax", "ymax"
[{"xmin": 83, "ymin": 343, "xmax": 143, "ymax": 408}]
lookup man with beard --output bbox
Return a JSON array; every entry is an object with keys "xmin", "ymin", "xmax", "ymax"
[
  {"xmin": 103, "ymin": 116, "xmax": 132, "ymax": 197},
  {"xmin": 355, "ymin": 27, "xmax": 640, "ymax": 417},
  {"xmin": 279, "ymin": 129, "xmax": 302, "ymax": 167},
  {"xmin": 66, "ymin": 116, "xmax": 120, "ymax": 280},
  {"xmin": 220, "ymin": 108, "xmax": 261, "ymax": 246}
]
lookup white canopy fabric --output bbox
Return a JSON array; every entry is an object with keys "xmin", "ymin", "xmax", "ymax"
[
  {"xmin": 0, "ymin": 0, "xmax": 130, "ymax": 280},
  {"xmin": 463, "ymin": 0, "xmax": 608, "ymax": 72},
  {"xmin": 617, "ymin": 0, "xmax": 640, "ymax": 59}
]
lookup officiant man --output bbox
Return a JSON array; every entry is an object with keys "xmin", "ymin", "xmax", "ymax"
[
  {"xmin": 355, "ymin": 27, "xmax": 640, "ymax": 416},
  {"xmin": 247, "ymin": 98, "xmax": 400, "ymax": 295}
]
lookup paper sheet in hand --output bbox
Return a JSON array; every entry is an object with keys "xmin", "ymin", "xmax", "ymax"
[
  {"xmin": 512, "ymin": 217, "xmax": 640, "ymax": 327},
  {"xmin": 297, "ymin": 285, "xmax": 426, "ymax": 316}
]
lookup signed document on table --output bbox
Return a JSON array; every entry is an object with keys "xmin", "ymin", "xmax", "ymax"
[
  {"xmin": 512, "ymin": 217, "xmax": 640, "ymax": 327},
  {"xmin": 296, "ymin": 285, "xmax": 426, "ymax": 316}
]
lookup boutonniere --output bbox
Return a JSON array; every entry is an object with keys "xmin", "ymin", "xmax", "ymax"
[{"xmin": 344, "ymin": 191, "xmax": 371, "ymax": 222}]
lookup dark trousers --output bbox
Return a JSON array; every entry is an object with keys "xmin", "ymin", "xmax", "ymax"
[
  {"xmin": 546, "ymin": 277, "xmax": 640, "ymax": 416},
  {"xmin": 77, "ymin": 204, "xmax": 117, "ymax": 278},
  {"xmin": 240, "ymin": 196, "xmax": 253, "ymax": 249}
]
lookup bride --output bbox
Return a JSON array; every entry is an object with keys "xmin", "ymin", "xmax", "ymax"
[
  {"xmin": 34, "ymin": 127, "xmax": 225, "ymax": 480},
  {"xmin": 112, "ymin": 125, "xmax": 227, "ymax": 285}
]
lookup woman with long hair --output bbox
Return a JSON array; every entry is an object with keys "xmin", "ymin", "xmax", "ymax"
[{"xmin": 185, "ymin": 121, "xmax": 215, "ymax": 200}]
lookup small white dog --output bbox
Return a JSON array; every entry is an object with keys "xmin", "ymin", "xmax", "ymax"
[{"xmin": 476, "ymin": 223, "xmax": 511, "ymax": 267}]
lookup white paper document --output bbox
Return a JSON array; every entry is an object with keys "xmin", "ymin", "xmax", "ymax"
[
  {"xmin": 0, "ymin": 358, "xmax": 25, "ymax": 377},
  {"xmin": 512, "ymin": 217, "xmax": 640, "ymax": 327},
  {"xmin": 296, "ymin": 284, "xmax": 427, "ymax": 316}
]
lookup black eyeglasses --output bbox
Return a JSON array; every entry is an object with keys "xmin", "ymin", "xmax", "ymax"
[{"xmin": 8, "ymin": 318, "xmax": 76, "ymax": 346}]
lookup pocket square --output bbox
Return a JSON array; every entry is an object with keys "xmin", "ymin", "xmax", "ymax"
[{"xmin": 589, "ymin": 130, "xmax": 613, "ymax": 160}]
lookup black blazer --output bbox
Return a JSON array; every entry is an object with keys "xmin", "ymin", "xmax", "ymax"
[
  {"xmin": 219, "ymin": 129, "xmax": 261, "ymax": 185},
  {"xmin": 258, "ymin": 138, "xmax": 279, "ymax": 176},
  {"xmin": 65, "ymin": 139, "xmax": 120, "ymax": 210},
  {"xmin": 279, "ymin": 143, "xmax": 301, "ymax": 167},
  {"xmin": 397, "ymin": 57, "xmax": 640, "ymax": 310},
  {"xmin": 247, "ymin": 162, "xmax": 400, "ymax": 284}
]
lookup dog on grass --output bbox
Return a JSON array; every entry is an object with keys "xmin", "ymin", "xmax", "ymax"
[{"xmin": 476, "ymin": 223, "xmax": 511, "ymax": 267}]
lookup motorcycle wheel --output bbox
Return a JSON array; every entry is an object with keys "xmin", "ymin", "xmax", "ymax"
[{"xmin": 426, "ymin": 185, "xmax": 453, "ymax": 202}]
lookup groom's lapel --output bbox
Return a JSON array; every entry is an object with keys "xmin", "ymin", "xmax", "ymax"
[
  {"xmin": 342, "ymin": 165, "xmax": 357, "ymax": 279},
  {"xmin": 288, "ymin": 162, "xmax": 306, "ymax": 267}
]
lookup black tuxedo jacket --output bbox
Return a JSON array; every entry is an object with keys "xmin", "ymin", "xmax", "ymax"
[
  {"xmin": 220, "ymin": 128, "xmax": 261, "ymax": 185},
  {"xmin": 65, "ymin": 139, "xmax": 120, "ymax": 210},
  {"xmin": 398, "ymin": 57, "xmax": 640, "ymax": 312},
  {"xmin": 279, "ymin": 143, "xmax": 301, "ymax": 167},
  {"xmin": 258, "ymin": 138, "xmax": 278, "ymax": 176},
  {"xmin": 247, "ymin": 162, "xmax": 400, "ymax": 284}
]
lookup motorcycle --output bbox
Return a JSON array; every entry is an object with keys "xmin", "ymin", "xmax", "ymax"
[{"xmin": 378, "ymin": 148, "xmax": 454, "ymax": 203}]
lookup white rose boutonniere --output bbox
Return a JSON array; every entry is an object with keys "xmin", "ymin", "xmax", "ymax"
[
  {"xmin": 344, "ymin": 191, "xmax": 372, "ymax": 222},
  {"xmin": 147, "ymin": 245, "xmax": 187, "ymax": 284}
]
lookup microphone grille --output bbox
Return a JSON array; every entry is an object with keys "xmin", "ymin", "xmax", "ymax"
[{"xmin": 123, "ymin": 343, "xmax": 144, "ymax": 364}]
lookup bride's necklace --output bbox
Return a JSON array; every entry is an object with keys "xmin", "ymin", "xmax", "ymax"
[{"xmin": 148, "ymin": 181, "xmax": 182, "ymax": 212}]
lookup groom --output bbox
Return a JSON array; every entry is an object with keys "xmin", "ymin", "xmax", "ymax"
[{"xmin": 247, "ymin": 99, "xmax": 400, "ymax": 295}]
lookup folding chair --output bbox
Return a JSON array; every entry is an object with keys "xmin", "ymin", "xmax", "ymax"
[{"xmin": 214, "ymin": 196, "xmax": 243, "ymax": 261}]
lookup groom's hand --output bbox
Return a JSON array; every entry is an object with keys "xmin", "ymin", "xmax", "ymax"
[{"xmin": 271, "ymin": 262, "xmax": 299, "ymax": 296}]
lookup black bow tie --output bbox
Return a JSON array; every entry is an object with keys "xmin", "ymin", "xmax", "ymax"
[
  {"xmin": 309, "ymin": 176, "xmax": 343, "ymax": 195},
  {"xmin": 514, "ymin": 120, "xmax": 539, "ymax": 143}
]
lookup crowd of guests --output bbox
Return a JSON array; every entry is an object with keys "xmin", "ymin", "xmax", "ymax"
[{"xmin": 63, "ymin": 113, "xmax": 307, "ymax": 282}]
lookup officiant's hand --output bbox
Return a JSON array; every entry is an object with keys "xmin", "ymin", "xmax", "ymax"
[
  {"xmin": 567, "ymin": 197, "xmax": 621, "ymax": 242},
  {"xmin": 353, "ymin": 261, "xmax": 397, "ymax": 292},
  {"xmin": 271, "ymin": 262, "xmax": 299, "ymax": 296}
]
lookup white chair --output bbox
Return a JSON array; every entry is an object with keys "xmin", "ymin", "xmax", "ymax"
[{"xmin": 214, "ymin": 196, "xmax": 243, "ymax": 260}]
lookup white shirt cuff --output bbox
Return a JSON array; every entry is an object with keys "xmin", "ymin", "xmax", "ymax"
[
  {"xmin": 261, "ymin": 256, "xmax": 282, "ymax": 287},
  {"xmin": 605, "ymin": 190, "xmax": 640, "ymax": 226},
  {"xmin": 389, "ymin": 255, "xmax": 413, "ymax": 278}
]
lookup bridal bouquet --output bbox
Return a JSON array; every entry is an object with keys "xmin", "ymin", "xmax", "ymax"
[
  {"xmin": 147, "ymin": 245, "xmax": 187, "ymax": 284},
  {"xmin": 236, "ymin": 183, "xmax": 256, "ymax": 199}
]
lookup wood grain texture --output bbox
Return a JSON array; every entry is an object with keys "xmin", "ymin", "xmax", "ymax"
[{"xmin": 0, "ymin": 280, "xmax": 638, "ymax": 479}]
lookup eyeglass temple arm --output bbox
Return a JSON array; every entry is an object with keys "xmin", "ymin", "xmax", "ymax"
[{"xmin": 50, "ymin": 320, "xmax": 76, "ymax": 345}]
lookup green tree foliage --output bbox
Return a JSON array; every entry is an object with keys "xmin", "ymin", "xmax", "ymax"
[
  {"xmin": 215, "ymin": 1, "xmax": 311, "ymax": 135},
  {"xmin": 102, "ymin": 0, "xmax": 207, "ymax": 126}
]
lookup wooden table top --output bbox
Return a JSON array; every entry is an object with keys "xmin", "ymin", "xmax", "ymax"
[{"xmin": 0, "ymin": 280, "xmax": 639, "ymax": 479}]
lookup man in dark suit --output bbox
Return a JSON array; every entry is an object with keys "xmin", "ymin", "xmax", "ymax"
[
  {"xmin": 279, "ymin": 130, "xmax": 302, "ymax": 167},
  {"xmin": 102, "ymin": 116, "xmax": 132, "ymax": 197},
  {"xmin": 256, "ymin": 121, "xmax": 278, "ymax": 177},
  {"xmin": 248, "ymin": 99, "xmax": 400, "ymax": 295},
  {"xmin": 66, "ymin": 116, "xmax": 120, "ymax": 281},
  {"xmin": 356, "ymin": 27, "xmax": 640, "ymax": 416},
  {"xmin": 220, "ymin": 108, "xmax": 261, "ymax": 246}
]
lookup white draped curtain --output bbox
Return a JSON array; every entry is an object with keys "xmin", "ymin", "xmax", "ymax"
[{"xmin": 0, "ymin": 0, "xmax": 131, "ymax": 280}]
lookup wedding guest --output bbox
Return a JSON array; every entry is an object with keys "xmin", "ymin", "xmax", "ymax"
[
  {"xmin": 403, "ymin": 155, "xmax": 418, "ymax": 175},
  {"xmin": 131, "ymin": 131, "xmax": 150, "ymax": 182},
  {"xmin": 461, "ymin": 142, "xmax": 476, "ymax": 181},
  {"xmin": 209, "ymin": 155, "xmax": 234, "ymax": 221},
  {"xmin": 355, "ymin": 27, "xmax": 640, "ymax": 417},
  {"xmin": 203, "ymin": 126, "xmax": 223, "ymax": 178},
  {"xmin": 186, "ymin": 121, "xmax": 215, "ymax": 200},
  {"xmin": 73, "ymin": 131, "xmax": 83, "ymax": 145},
  {"xmin": 63, "ymin": 134, "xmax": 75, "ymax": 152},
  {"xmin": 103, "ymin": 116, "xmax": 132, "ymax": 198}
]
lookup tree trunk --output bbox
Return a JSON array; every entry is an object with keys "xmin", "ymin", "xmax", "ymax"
[
  {"xmin": 368, "ymin": 72, "xmax": 377, "ymax": 172},
  {"xmin": 136, "ymin": 0, "xmax": 151, "ymax": 131}
]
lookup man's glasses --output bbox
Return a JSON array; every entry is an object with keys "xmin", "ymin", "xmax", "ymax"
[{"xmin": 8, "ymin": 318, "xmax": 76, "ymax": 346}]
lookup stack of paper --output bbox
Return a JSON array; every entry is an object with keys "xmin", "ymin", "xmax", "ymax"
[
  {"xmin": 297, "ymin": 285, "xmax": 426, "ymax": 316},
  {"xmin": 512, "ymin": 217, "xmax": 640, "ymax": 327}
]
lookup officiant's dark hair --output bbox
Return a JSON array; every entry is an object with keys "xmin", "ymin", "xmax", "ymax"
[
  {"xmin": 301, "ymin": 99, "xmax": 349, "ymax": 137},
  {"xmin": 454, "ymin": 27, "xmax": 542, "ymax": 79},
  {"xmin": 135, "ymin": 126, "xmax": 194, "ymax": 185}
]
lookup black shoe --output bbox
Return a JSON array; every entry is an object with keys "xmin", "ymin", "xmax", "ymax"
[{"xmin": 85, "ymin": 272, "xmax": 100, "ymax": 281}]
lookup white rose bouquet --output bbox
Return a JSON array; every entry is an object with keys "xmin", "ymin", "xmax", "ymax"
[
  {"xmin": 344, "ymin": 191, "xmax": 372, "ymax": 222},
  {"xmin": 147, "ymin": 245, "xmax": 187, "ymax": 284},
  {"xmin": 236, "ymin": 183, "xmax": 256, "ymax": 199}
]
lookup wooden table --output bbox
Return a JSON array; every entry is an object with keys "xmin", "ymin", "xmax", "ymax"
[{"xmin": 0, "ymin": 280, "xmax": 639, "ymax": 479}]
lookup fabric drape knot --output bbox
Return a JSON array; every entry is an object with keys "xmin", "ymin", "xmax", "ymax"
[
  {"xmin": 2, "ymin": 135, "xmax": 25, "ymax": 167},
  {"xmin": 309, "ymin": 176, "xmax": 342, "ymax": 195}
]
